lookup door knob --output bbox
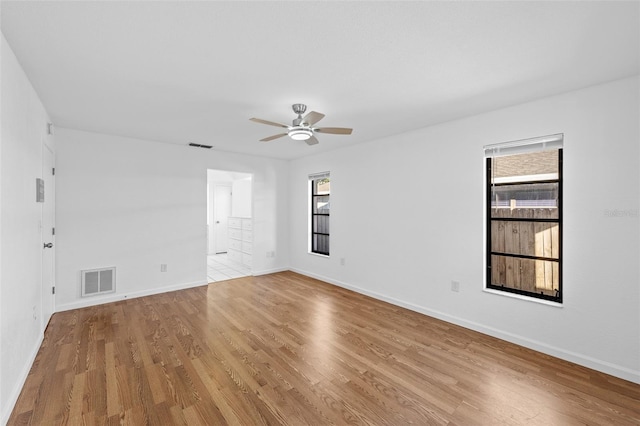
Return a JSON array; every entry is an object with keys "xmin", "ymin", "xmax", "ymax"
[{"xmin": 43, "ymin": 242, "xmax": 53, "ymax": 249}]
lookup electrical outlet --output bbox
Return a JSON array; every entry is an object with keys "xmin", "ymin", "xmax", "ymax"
[
  {"xmin": 451, "ymin": 280, "xmax": 460, "ymax": 292},
  {"xmin": 160, "ymin": 264, "xmax": 167, "ymax": 272}
]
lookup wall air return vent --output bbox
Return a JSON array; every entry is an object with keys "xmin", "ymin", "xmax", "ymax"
[{"xmin": 81, "ymin": 267, "xmax": 116, "ymax": 297}]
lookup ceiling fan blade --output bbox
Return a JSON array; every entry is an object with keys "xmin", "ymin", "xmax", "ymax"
[
  {"xmin": 260, "ymin": 133, "xmax": 288, "ymax": 142},
  {"xmin": 302, "ymin": 111, "xmax": 325, "ymax": 126},
  {"xmin": 305, "ymin": 135, "xmax": 319, "ymax": 146},
  {"xmin": 250, "ymin": 117, "xmax": 289, "ymax": 128},
  {"xmin": 314, "ymin": 127, "xmax": 353, "ymax": 135}
]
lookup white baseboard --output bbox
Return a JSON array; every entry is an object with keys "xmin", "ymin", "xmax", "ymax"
[
  {"xmin": 251, "ymin": 267, "xmax": 289, "ymax": 276},
  {"xmin": 290, "ymin": 268, "xmax": 640, "ymax": 385},
  {"xmin": 1, "ymin": 333, "xmax": 44, "ymax": 425},
  {"xmin": 56, "ymin": 279, "xmax": 208, "ymax": 312}
]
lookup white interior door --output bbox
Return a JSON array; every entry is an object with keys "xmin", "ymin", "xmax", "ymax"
[
  {"xmin": 41, "ymin": 142, "xmax": 55, "ymax": 331},
  {"xmin": 213, "ymin": 184, "xmax": 232, "ymax": 254}
]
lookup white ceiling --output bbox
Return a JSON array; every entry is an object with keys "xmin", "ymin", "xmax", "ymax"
[{"xmin": 2, "ymin": 1, "xmax": 638, "ymax": 160}]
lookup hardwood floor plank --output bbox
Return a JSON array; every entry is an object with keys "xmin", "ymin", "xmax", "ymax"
[
  {"xmin": 68, "ymin": 371, "xmax": 86, "ymax": 420},
  {"xmin": 191, "ymin": 358, "xmax": 243, "ymax": 424},
  {"xmin": 7, "ymin": 272, "xmax": 640, "ymax": 425}
]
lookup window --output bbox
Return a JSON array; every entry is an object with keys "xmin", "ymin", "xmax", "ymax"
[
  {"xmin": 310, "ymin": 172, "xmax": 330, "ymax": 255},
  {"xmin": 485, "ymin": 134, "xmax": 563, "ymax": 303}
]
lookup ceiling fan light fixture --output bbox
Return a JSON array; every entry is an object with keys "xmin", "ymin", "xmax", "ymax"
[
  {"xmin": 288, "ymin": 127, "xmax": 313, "ymax": 141},
  {"xmin": 251, "ymin": 104, "xmax": 353, "ymax": 145}
]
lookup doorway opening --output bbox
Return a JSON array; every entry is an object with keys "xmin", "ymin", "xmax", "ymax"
[{"xmin": 207, "ymin": 169, "xmax": 253, "ymax": 282}]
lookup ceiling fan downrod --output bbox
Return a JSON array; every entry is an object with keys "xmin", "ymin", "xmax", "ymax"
[{"xmin": 292, "ymin": 104, "xmax": 307, "ymax": 126}]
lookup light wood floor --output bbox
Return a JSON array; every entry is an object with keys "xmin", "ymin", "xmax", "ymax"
[{"xmin": 9, "ymin": 271, "xmax": 640, "ymax": 425}]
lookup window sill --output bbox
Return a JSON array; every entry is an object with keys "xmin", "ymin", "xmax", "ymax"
[
  {"xmin": 483, "ymin": 288, "xmax": 563, "ymax": 308},
  {"xmin": 308, "ymin": 251, "xmax": 330, "ymax": 259}
]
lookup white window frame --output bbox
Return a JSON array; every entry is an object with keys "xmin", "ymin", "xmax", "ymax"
[
  {"xmin": 484, "ymin": 134, "xmax": 564, "ymax": 304},
  {"xmin": 309, "ymin": 171, "xmax": 330, "ymax": 256}
]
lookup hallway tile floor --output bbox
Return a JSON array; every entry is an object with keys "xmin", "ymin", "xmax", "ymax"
[{"xmin": 207, "ymin": 253, "xmax": 251, "ymax": 282}]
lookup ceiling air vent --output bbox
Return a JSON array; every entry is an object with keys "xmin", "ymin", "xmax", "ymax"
[{"xmin": 188, "ymin": 143, "xmax": 213, "ymax": 149}]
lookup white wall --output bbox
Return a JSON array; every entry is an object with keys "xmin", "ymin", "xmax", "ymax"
[
  {"xmin": 0, "ymin": 34, "xmax": 53, "ymax": 423},
  {"xmin": 289, "ymin": 76, "xmax": 640, "ymax": 383},
  {"xmin": 55, "ymin": 128, "xmax": 289, "ymax": 311}
]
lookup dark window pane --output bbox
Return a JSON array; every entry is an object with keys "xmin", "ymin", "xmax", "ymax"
[
  {"xmin": 313, "ymin": 196, "xmax": 330, "ymax": 213},
  {"xmin": 313, "ymin": 215, "xmax": 330, "ymax": 234},
  {"xmin": 490, "ymin": 221, "xmax": 559, "ymax": 259},
  {"xmin": 313, "ymin": 178, "xmax": 330, "ymax": 195},
  {"xmin": 490, "ymin": 182, "xmax": 559, "ymax": 219},
  {"xmin": 313, "ymin": 234, "xmax": 330, "ymax": 254},
  {"xmin": 492, "ymin": 150, "xmax": 558, "ymax": 179},
  {"xmin": 490, "ymin": 255, "xmax": 559, "ymax": 297}
]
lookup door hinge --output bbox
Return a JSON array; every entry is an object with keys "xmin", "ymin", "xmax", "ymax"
[
  {"xmin": 52, "ymin": 167, "xmax": 55, "ymax": 176},
  {"xmin": 52, "ymin": 227, "xmax": 55, "ymax": 236},
  {"xmin": 52, "ymin": 286, "xmax": 55, "ymax": 295}
]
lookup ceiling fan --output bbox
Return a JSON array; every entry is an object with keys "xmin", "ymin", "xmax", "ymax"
[{"xmin": 250, "ymin": 104, "xmax": 353, "ymax": 145}]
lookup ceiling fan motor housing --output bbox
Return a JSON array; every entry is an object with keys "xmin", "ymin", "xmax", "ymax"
[{"xmin": 292, "ymin": 103, "xmax": 307, "ymax": 115}]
